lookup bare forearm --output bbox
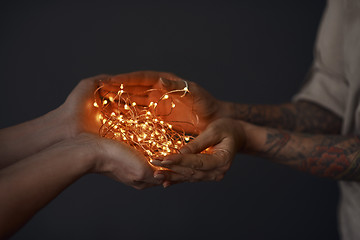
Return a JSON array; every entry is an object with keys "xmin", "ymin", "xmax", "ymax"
[
  {"xmin": 0, "ymin": 138, "xmax": 94, "ymax": 238},
  {"xmin": 243, "ymin": 123, "xmax": 360, "ymax": 180},
  {"xmin": 0, "ymin": 107, "xmax": 70, "ymax": 169},
  {"xmin": 221, "ymin": 100, "xmax": 342, "ymax": 134}
]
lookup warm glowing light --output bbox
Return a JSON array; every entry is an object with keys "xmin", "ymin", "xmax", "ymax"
[{"xmin": 94, "ymin": 79, "xmax": 196, "ymax": 161}]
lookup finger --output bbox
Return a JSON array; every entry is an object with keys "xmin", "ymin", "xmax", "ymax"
[
  {"xmin": 132, "ymin": 182, "xmax": 161, "ymax": 190},
  {"xmin": 179, "ymin": 126, "xmax": 220, "ymax": 154},
  {"xmin": 152, "ymin": 159, "xmax": 191, "ymax": 175},
  {"xmin": 154, "ymin": 170, "xmax": 189, "ymax": 182},
  {"xmin": 109, "ymin": 71, "xmax": 174, "ymax": 86},
  {"xmin": 155, "ymin": 169, "xmax": 216, "ymax": 183},
  {"xmin": 100, "ymin": 84, "xmax": 156, "ymax": 95},
  {"xmin": 162, "ymin": 180, "xmax": 173, "ymax": 188},
  {"xmin": 160, "ymin": 153, "xmax": 223, "ymax": 171},
  {"xmin": 160, "ymin": 77, "xmax": 188, "ymax": 92},
  {"xmin": 80, "ymin": 74, "xmax": 111, "ymax": 90}
]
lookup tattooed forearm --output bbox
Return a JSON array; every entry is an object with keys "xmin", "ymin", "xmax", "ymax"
[
  {"xmin": 261, "ymin": 129, "xmax": 360, "ymax": 181},
  {"xmin": 232, "ymin": 100, "xmax": 342, "ymax": 134}
]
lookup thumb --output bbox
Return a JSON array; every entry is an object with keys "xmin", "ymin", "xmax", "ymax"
[{"xmin": 180, "ymin": 126, "xmax": 220, "ymax": 154}]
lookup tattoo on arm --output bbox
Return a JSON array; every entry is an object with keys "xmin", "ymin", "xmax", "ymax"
[
  {"xmin": 262, "ymin": 129, "xmax": 360, "ymax": 181},
  {"xmin": 234, "ymin": 101, "xmax": 342, "ymax": 134}
]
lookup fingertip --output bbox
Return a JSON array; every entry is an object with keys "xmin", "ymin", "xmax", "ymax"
[
  {"xmin": 160, "ymin": 77, "xmax": 171, "ymax": 87},
  {"xmin": 160, "ymin": 160, "xmax": 174, "ymax": 166},
  {"xmin": 154, "ymin": 173, "xmax": 165, "ymax": 181},
  {"xmin": 163, "ymin": 181, "xmax": 171, "ymax": 188},
  {"xmin": 150, "ymin": 159, "xmax": 162, "ymax": 166},
  {"xmin": 162, "ymin": 154, "xmax": 182, "ymax": 164}
]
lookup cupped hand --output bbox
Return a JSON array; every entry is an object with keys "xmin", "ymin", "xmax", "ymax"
[
  {"xmin": 76, "ymin": 133, "xmax": 163, "ymax": 189},
  {"xmin": 150, "ymin": 118, "xmax": 247, "ymax": 187},
  {"xmin": 59, "ymin": 74, "xmax": 111, "ymax": 137},
  {"xmin": 56, "ymin": 74, "xmax": 166, "ymax": 189},
  {"xmin": 106, "ymin": 71, "xmax": 225, "ymax": 134}
]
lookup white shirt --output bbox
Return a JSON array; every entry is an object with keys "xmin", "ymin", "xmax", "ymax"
[{"xmin": 293, "ymin": 0, "xmax": 360, "ymax": 239}]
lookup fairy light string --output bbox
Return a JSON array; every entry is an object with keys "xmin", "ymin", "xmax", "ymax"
[{"xmin": 93, "ymin": 79, "xmax": 195, "ymax": 162}]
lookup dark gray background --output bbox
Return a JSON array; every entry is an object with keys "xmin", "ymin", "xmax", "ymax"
[{"xmin": 0, "ymin": 0, "xmax": 339, "ymax": 239}]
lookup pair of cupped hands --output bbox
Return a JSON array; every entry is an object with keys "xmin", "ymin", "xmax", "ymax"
[{"xmin": 61, "ymin": 71, "xmax": 246, "ymax": 189}]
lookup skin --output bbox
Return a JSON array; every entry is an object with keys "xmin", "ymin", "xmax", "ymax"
[
  {"xmin": 152, "ymin": 119, "xmax": 360, "ymax": 183},
  {"xmin": 106, "ymin": 71, "xmax": 224, "ymax": 134},
  {"xmin": 0, "ymin": 74, "xmax": 163, "ymax": 238},
  {"xmin": 132, "ymin": 72, "xmax": 359, "ymax": 186}
]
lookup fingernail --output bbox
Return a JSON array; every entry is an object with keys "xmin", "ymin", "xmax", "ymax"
[
  {"xmin": 154, "ymin": 174, "xmax": 165, "ymax": 180},
  {"xmin": 150, "ymin": 160, "xmax": 162, "ymax": 166},
  {"xmin": 160, "ymin": 77, "xmax": 170, "ymax": 87},
  {"xmin": 161, "ymin": 160, "xmax": 173, "ymax": 166}
]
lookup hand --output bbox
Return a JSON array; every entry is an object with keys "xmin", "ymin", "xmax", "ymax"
[
  {"xmin": 59, "ymin": 74, "xmax": 110, "ymax": 137},
  {"xmin": 107, "ymin": 71, "xmax": 226, "ymax": 134},
  {"xmin": 76, "ymin": 133, "xmax": 163, "ymax": 189},
  {"xmin": 150, "ymin": 119, "xmax": 246, "ymax": 187}
]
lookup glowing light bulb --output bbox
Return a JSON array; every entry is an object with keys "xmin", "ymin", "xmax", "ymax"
[{"xmin": 93, "ymin": 102, "xmax": 99, "ymax": 107}]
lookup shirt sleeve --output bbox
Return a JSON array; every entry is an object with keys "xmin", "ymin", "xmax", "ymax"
[{"xmin": 292, "ymin": 0, "xmax": 348, "ymax": 118}]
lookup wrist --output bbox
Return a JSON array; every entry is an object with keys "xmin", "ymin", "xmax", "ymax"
[
  {"xmin": 44, "ymin": 105, "xmax": 74, "ymax": 140},
  {"xmin": 240, "ymin": 121, "xmax": 266, "ymax": 153},
  {"xmin": 68, "ymin": 134, "xmax": 101, "ymax": 174}
]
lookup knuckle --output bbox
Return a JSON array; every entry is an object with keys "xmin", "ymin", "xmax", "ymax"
[
  {"xmin": 194, "ymin": 158, "xmax": 204, "ymax": 169},
  {"xmin": 180, "ymin": 145, "xmax": 193, "ymax": 154},
  {"xmin": 187, "ymin": 142, "xmax": 200, "ymax": 153},
  {"xmin": 216, "ymin": 150, "xmax": 232, "ymax": 163}
]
